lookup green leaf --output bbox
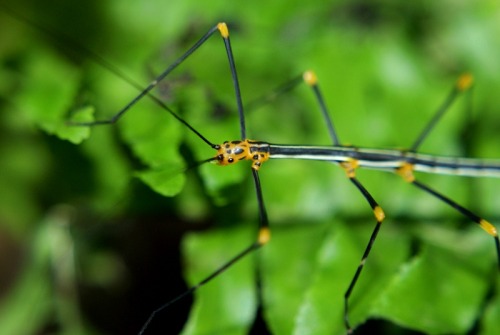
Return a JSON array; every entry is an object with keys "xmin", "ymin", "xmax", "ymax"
[
  {"xmin": 181, "ymin": 225, "xmax": 258, "ymax": 335},
  {"xmin": 0, "ymin": 207, "xmax": 93, "ymax": 335},
  {"xmin": 260, "ymin": 223, "xmax": 327, "ymax": 335},
  {"xmin": 59, "ymin": 105, "xmax": 94, "ymax": 143},
  {"xmin": 291, "ymin": 221, "xmax": 410, "ymax": 335},
  {"xmin": 11, "ymin": 45, "xmax": 92, "ymax": 144},
  {"xmin": 136, "ymin": 165, "xmax": 186, "ymax": 197},
  {"xmin": 372, "ymin": 226, "xmax": 494, "ymax": 334},
  {"xmin": 181, "ymin": 220, "xmax": 412, "ymax": 335},
  {"xmin": 482, "ymin": 278, "xmax": 500, "ymax": 335}
]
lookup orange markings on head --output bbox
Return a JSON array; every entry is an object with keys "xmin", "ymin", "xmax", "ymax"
[{"xmin": 215, "ymin": 140, "xmax": 270, "ymax": 170}]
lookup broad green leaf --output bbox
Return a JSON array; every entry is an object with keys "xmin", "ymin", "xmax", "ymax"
[
  {"xmin": 136, "ymin": 165, "xmax": 186, "ymax": 197},
  {"xmin": 181, "ymin": 225, "xmax": 257, "ymax": 335},
  {"xmin": 372, "ymin": 226, "xmax": 495, "ymax": 334},
  {"xmin": 482, "ymin": 278, "xmax": 500, "ymax": 335},
  {"xmin": 11, "ymin": 46, "xmax": 92, "ymax": 144}
]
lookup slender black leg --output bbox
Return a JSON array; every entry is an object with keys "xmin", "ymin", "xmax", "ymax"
[
  {"xmin": 410, "ymin": 74, "xmax": 473, "ymax": 152},
  {"xmin": 137, "ymin": 168, "xmax": 270, "ymax": 334},
  {"xmin": 306, "ymin": 71, "xmax": 386, "ymax": 333},
  {"xmin": 339, "ymin": 161, "xmax": 386, "ymax": 333},
  {"xmin": 396, "ymin": 163, "xmax": 500, "ymax": 269}
]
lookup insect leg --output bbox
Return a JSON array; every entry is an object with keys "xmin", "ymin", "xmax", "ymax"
[
  {"xmin": 340, "ymin": 160, "xmax": 386, "ymax": 333},
  {"xmin": 410, "ymin": 74, "xmax": 473, "ymax": 152},
  {"xmin": 396, "ymin": 162, "xmax": 500, "ymax": 269},
  {"xmin": 138, "ymin": 170, "xmax": 270, "ymax": 335},
  {"xmin": 303, "ymin": 70, "xmax": 340, "ymax": 145},
  {"xmin": 305, "ymin": 71, "xmax": 386, "ymax": 333}
]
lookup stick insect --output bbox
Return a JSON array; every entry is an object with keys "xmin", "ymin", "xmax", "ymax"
[
  {"xmin": 69, "ymin": 22, "xmax": 500, "ymax": 334},
  {"xmin": 2, "ymin": 6, "xmax": 500, "ymax": 334}
]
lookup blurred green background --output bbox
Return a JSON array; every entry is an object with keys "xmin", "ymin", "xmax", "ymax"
[{"xmin": 0, "ymin": 0, "xmax": 500, "ymax": 334}]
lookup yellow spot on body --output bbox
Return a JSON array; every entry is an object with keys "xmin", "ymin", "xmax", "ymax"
[
  {"xmin": 340, "ymin": 159, "xmax": 359, "ymax": 178},
  {"xmin": 396, "ymin": 163, "xmax": 415, "ymax": 182},
  {"xmin": 457, "ymin": 73, "xmax": 473, "ymax": 91},
  {"xmin": 303, "ymin": 70, "xmax": 317, "ymax": 86},
  {"xmin": 217, "ymin": 22, "xmax": 229, "ymax": 38},
  {"xmin": 480, "ymin": 219, "xmax": 498, "ymax": 236},
  {"xmin": 374, "ymin": 206, "xmax": 385, "ymax": 222},
  {"xmin": 258, "ymin": 227, "xmax": 271, "ymax": 245}
]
